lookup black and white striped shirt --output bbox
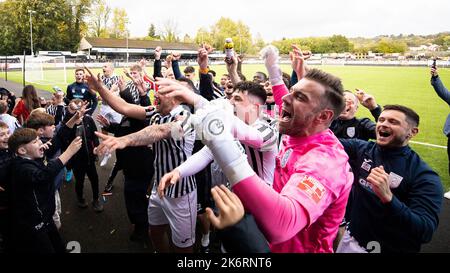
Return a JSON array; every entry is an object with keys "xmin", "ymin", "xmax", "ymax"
[
  {"xmin": 147, "ymin": 105, "xmax": 196, "ymax": 198},
  {"xmin": 241, "ymin": 115, "xmax": 278, "ymax": 185},
  {"xmin": 212, "ymin": 84, "xmax": 224, "ymax": 100},
  {"xmin": 102, "ymin": 75, "xmax": 120, "ymax": 89},
  {"xmin": 101, "ymin": 75, "xmax": 120, "ymax": 107},
  {"xmin": 125, "ymin": 81, "xmax": 143, "ymax": 105}
]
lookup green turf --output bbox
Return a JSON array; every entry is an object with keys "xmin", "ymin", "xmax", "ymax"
[{"xmin": 1, "ymin": 64, "xmax": 449, "ymax": 190}]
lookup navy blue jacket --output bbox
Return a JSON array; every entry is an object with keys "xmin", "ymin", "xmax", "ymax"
[
  {"xmin": 341, "ymin": 139, "xmax": 443, "ymax": 253},
  {"xmin": 331, "ymin": 106, "xmax": 381, "ymax": 141},
  {"xmin": 65, "ymin": 82, "xmax": 98, "ymax": 116},
  {"xmin": 10, "ymin": 157, "xmax": 64, "ymax": 234},
  {"xmin": 0, "ymin": 149, "xmax": 12, "ymax": 209},
  {"xmin": 431, "ymin": 76, "xmax": 450, "ymax": 136}
]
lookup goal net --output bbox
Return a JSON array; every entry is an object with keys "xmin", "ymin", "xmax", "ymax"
[{"xmin": 24, "ymin": 56, "xmax": 67, "ymax": 86}]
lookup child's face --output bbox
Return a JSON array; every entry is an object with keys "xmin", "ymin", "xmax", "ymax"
[
  {"xmin": 40, "ymin": 125, "xmax": 55, "ymax": 138},
  {"xmin": 0, "ymin": 128, "xmax": 9, "ymax": 149},
  {"xmin": 19, "ymin": 137, "xmax": 44, "ymax": 159}
]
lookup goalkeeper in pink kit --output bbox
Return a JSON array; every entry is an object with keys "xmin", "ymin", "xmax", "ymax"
[{"xmin": 156, "ymin": 45, "xmax": 354, "ymax": 253}]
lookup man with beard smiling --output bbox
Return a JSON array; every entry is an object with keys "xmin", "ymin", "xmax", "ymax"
[{"xmin": 336, "ymin": 105, "xmax": 443, "ymax": 253}]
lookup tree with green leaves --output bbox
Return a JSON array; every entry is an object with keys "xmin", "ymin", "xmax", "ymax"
[
  {"xmin": 0, "ymin": 0, "xmax": 94, "ymax": 55},
  {"xmin": 89, "ymin": 0, "xmax": 111, "ymax": 38},
  {"xmin": 160, "ymin": 19, "xmax": 180, "ymax": 43},
  {"xmin": 194, "ymin": 17, "xmax": 252, "ymax": 54},
  {"xmin": 109, "ymin": 7, "xmax": 129, "ymax": 39}
]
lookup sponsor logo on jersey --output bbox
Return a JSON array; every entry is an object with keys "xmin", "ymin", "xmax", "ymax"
[
  {"xmin": 297, "ymin": 176, "xmax": 326, "ymax": 204},
  {"xmin": 361, "ymin": 158, "xmax": 372, "ymax": 172}
]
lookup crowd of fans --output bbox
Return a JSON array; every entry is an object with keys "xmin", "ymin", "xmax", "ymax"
[{"xmin": 0, "ymin": 42, "xmax": 448, "ymax": 253}]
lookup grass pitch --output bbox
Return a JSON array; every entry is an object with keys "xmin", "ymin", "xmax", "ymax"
[{"xmin": 1, "ymin": 64, "xmax": 448, "ymax": 190}]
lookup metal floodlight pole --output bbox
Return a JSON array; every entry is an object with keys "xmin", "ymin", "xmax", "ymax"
[
  {"xmin": 28, "ymin": 10, "xmax": 37, "ymax": 56},
  {"xmin": 126, "ymin": 31, "xmax": 129, "ymax": 64}
]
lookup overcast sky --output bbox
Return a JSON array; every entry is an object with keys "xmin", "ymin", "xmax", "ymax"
[{"xmin": 109, "ymin": 0, "xmax": 449, "ymax": 41}]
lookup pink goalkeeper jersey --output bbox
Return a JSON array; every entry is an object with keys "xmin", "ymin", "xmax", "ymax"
[
  {"xmin": 231, "ymin": 83, "xmax": 353, "ymax": 252},
  {"xmin": 271, "ymin": 130, "xmax": 353, "ymax": 252}
]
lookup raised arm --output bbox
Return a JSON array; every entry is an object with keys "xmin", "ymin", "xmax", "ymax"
[
  {"xmin": 197, "ymin": 109, "xmax": 318, "ymax": 244},
  {"xmin": 430, "ymin": 67, "xmax": 450, "ymax": 105},
  {"xmin": 225, "ymin": 53, "xmax": 241, "ymax": 85},
  {"xmin": 94, "ymin": 122, "xmax": 180, "ymax": 156},
  {"xmin": 261, "ymin": 45, "xmax": 288, "ymax": 108},
  {"xmin": 84, "ymin": 67, "xmax": 147, "ymax": 120},
  {"xmin": 171, "ymin": 52, "xmax": 183, "ymax": 80},
  {"xmin": 153, "ymin": 46, "xmax": 163, "ymax": 78}
]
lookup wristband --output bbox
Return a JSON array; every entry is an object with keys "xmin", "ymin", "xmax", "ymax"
[{"xmin": 200, "ymin": 67, "xmax": 209, "ymax": 74}]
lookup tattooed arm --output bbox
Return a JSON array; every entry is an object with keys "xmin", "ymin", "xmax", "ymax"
[{"xmin": 94, "ymin": 122, "xmax": 182, "ymax": 156}]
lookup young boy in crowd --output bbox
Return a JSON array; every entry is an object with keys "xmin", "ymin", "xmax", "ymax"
[
  {"xmin": 0, "ymin": 122, "xmax": 12, "ymax": 252},
  {"xmin": 8, "ymin": 128, "xmax": 82, "ymax": 253},
  {"xmin": 25, "ymin": 111, "xmax": 82, "ymax": 229},
  {"xmin": 62, "ymin": 99, "xmax": 102, "ymax": 212},
  {"xmin": 0, "ymin": 100, "xmax": 20, "ymax": 134}
]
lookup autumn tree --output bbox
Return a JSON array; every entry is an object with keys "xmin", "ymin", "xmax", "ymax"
[
  {"xmin": 109, "ymin": 7, "xmax": 129, "ymax": 39},
  {"xmin": 89, "ymin": 0, "xmax": 111, "ymax": 38}
]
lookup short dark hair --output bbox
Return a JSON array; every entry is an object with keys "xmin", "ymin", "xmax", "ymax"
[
  {"xmin": 177, "ymin": 77, "xmax": 197, "ymax": 92},
  {"xmin": 184, "ymin": 66, "xmax": 195, "ymax": 74},
  {"xmin": 282, "ymin": 72, "xmax": 291, "ymax": 89},
  {"xmin": 234, "ymin": 81, "xmax": 267, "ymax": 104},
  {"xmin": 25, "ymin": 112, "xmax": 55, "ymax": 130},
  {"xmin": 75, "ymin": 68, "xmax": 84, "ymax": 74},
  {"xmin": 254, "ymin": 72, "xmax": 268, "ymax": 82},
  {"xmin": 383, "ymin": 104, "xmax": 420, "ymax": 127},
  {"xmin": 304, "ymin": 68, "xmax": 345, "ymax": 120},
  {"xmin": 8, "ymin": 128, "xmax": 38, "ymax": 153}
]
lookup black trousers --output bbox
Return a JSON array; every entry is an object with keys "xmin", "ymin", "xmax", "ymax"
[
  {"xmin": 73, "ymin": 162, "xmax": 99, "ymax": 201},
  {"xmin": 124, "ymin": 176, "xmax": 151, "ymax": 230}
]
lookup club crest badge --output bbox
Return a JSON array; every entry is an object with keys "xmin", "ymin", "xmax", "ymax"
[
  {"xmin": 388, "ymin": 172, "xmax": 404, "ymax": 189},
  {"xmin": 347, "ymin": 127, "xmax": 356, "ymax": 138}
]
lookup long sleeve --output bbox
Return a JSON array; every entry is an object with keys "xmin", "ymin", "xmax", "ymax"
[
  {"xmin": 177, "ymin": 146, "xmax": 214, "ymax": 178},
  {"xmin": 232, "ymin": 115, "xmax": 277, "ymax": 150},
  {"xmin": 291, "ymin": 70, "xmax": 298, "ymax": 87},
  {"xmin": 431, "ymin": 76, "xmax": 450, "ymax": 105},
  {"xmin": 172, "ymin": 60, "xmax": 182, "ymax": 80},
  {"xmin": 358, "ymin": 118, "xmax": 377, "ymax": 140},
  {"xmin": 54, "ymin": 105, "xmax": 65, "ymax": 126},
  {"xmin": 153, "ymin": 59, "xmax": 163, "ymax": 78},
  {"xmin": 232, "ymin": 175, "xmax": 310, "ymax": 244},
  {"xmin": 370, "ymin": 105, "xmax": 382, "ymax": 121},
  {"xmin": 383, "ymin": 170, "xmax": 443, "ymax": 244},
  {"xmin": 64, "ymin": 85, "xmax": 72, "ymax": 105},
  {"xmin": 199, "ymin": 73, "xmax": 215, "ymax": 101},
  {"xmin": 88, "ymin": 94, "xmax": 98, "ymax": 116},
  {"xmin": 273, "ymin": 84, "xmax": 289, "ymax": 109},
  {"xmin": 30, "ymin": 159, "xmax": 65, "ymax": 186}
]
